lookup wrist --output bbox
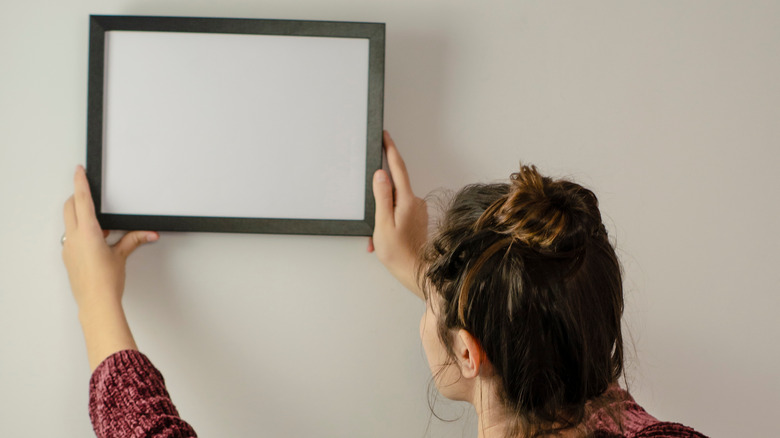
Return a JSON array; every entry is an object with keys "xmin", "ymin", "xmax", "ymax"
[
  {"xmin": 77, "ymin": 294, "xmax": 123, "ymax": 319},
  {"xmin": 77, "ymin": 299, "xmax": 126, "ymax": 337},
  {"xmin": 78, "ymin": 302, "xmax": 138, "ymax": 372},
  {"xmin": 390, "ymin": 261, "xmax": 423, "ymax": 300}
]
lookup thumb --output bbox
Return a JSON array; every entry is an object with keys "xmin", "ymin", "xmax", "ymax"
[
  {"xmin": 114, "ymin": 231, "xmax": 159, "ymax": 259},
  {"xmin": 373, "ymin": 170, "xmax": 395, "ymax": 229}
]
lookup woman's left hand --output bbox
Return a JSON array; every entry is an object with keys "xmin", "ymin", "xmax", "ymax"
[
  {"xmin": 62, "ymin": 165, "xmax": 158, "ymax": 312},
  {"xmin": 62, "ymin": 165, "xmax": 158, "ymax": 370}
]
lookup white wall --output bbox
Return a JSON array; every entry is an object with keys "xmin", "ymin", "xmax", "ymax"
[{"xmin": 1, "ymin": 1, "xmax": 777, "ymax": 437}]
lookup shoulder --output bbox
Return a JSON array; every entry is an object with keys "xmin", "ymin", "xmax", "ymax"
[
  {"xmin": 587, "ymin": 386, "xmax": 708, "ymax": 438},
  {"xmin": 633, "ymin": 422, "xmax": 709, "ymax": 438}
]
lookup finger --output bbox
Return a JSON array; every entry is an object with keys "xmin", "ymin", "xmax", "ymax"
[
  {"xmin": 367, "ymin": 237, "xmax": 375, "ymax": 253},
  {"xmin": 383, "ymin": 131, "xmax": 414, "ymax": 197},
  {"xmin": 64, "ymin": 196, "xmax": 77, "ymax": 232},
  {"xmin": 73, "ymin": 165, "xmax": 99, "ymax": 228},
  {"xmin": 113, "ymin": 231, "xmax": 159, "ymax": 259},
  {"xmin": 373, "ymin": 169, "xmax": 395, "ymax": 230}
]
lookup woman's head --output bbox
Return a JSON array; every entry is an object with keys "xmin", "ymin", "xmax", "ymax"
[{"xmin": 417, "ymin": 164, "xmax": 624, "ymax": 437}]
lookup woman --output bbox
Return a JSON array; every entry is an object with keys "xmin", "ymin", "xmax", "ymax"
[{"xmin": 62, "ymin": 132, "xmax": 707, "ymax": 437}]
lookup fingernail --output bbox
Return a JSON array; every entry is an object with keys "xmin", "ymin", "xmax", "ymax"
[
  {"xmin": 375, "ymin": 171, "xmax": 387, "ymax": 183},
  {"xmin": 147, "ymin": 232, "xmax": 159, "ymax": 242}
]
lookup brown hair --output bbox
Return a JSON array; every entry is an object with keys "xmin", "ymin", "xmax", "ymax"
[{"xmin": 419, "ymin": 165, "xmax": 624, "ymax": 437}]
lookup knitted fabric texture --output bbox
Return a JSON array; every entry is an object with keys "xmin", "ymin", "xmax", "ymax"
[
  {"xmin": 89, "ymin": 350, "xmax": 197, "ymax": 438},
  {"xmin": 89, "ymin": 350, "xmax": 708, "ymax": 438},
  {"xmin": 586, "ymin": 386, "xmax": 708, "ymax": 438}
]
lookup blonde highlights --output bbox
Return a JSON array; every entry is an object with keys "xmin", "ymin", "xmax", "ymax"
[{"xmin": 419, "ymin": 164, "xmax": 624, "ymax": 438}]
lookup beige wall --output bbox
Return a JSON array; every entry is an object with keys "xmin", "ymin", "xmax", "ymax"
[{"xmin": 1, "ymin": 1, "xmax": 777, "ymax": 436}]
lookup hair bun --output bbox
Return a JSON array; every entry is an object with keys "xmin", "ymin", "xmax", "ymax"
[{"xmin": 475, "ymin": 164, "xmax": 605, "ymax": 253}]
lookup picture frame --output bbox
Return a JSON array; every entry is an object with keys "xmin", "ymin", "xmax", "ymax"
[{"xmin": 86, "ymin": 15, "xmax": 385, "ymax": 236}]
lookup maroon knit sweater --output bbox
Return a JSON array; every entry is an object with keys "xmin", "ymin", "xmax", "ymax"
[
  {"xmin": 89, "ymin": 350, "xmax": 197, "ymax": 438},
  {"xmin": 88, "ymin": 350, "xmax": 708, "ymax": 438}
]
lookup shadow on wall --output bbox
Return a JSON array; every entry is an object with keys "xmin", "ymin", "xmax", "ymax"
[
  {"xmin": 385, "ymin": 31, "xmax": 471, "ymax": 194},
  {"xmin": 122, "ymin": 233, "xmax": 422, "ymax": 437},
  {"xmin": 122, "ymin": 234, "xmax": 329, "ymax": 436}
]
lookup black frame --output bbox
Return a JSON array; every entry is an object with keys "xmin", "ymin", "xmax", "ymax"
[{"xmin": 87, "ymin": 15, "xmax": 385, "ymax": 236}]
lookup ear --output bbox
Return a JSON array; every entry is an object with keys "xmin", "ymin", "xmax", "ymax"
[{"xmin": 453, "ymin": 329, "xmax": 486, "ymax": 379}]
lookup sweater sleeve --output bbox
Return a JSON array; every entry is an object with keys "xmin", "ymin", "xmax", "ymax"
[{"xmin": 88, "ymin": 350, "xmax": 198, "ymax": 438}]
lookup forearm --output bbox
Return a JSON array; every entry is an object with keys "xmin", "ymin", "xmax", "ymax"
[
  {"xmin": 82, "ymin": 301, "xmax": 197, "ymax": 437},
  {"xmin": 79, "ymin": 300, "xmax": 137, "ymax": 372},
  {"xmin": 389, "ymin": 260, "xmax": 424, "ymax": 300}
]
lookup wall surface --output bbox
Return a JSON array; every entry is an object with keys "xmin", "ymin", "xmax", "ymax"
[{"xmin": 1, "ymin": 1, "xmax": 778, "ymax": 437}]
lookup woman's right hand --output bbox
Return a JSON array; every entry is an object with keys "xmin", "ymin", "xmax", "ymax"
[{"xmin": 369, "ymin": 131, "xmax": 428, "ymax": 300}]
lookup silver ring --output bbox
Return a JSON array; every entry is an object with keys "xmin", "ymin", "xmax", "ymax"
[{"xmin": 61, "ymin": 233, "xmax": 67, "ymax": 245}]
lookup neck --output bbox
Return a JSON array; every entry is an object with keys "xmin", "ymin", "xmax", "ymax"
[
  {"xmin": 476, "ymin": 415, "xmax": 509, "ymax": 438},
  {"xmin": 472, "ymin": 379, "xmax": 511, "ymax": 438},
  {"xmin": 470, "ymin": 379, "xmax": 585, "ymax": 438}
]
